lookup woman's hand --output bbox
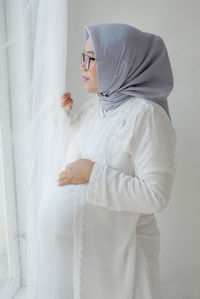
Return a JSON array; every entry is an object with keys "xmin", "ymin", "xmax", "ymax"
[
  {"xmin": 58, "ymin": 158, "xmax": 95, "ymax": 186},
  {"xmin": 61, "ymin": 92, "xmax": 73, "ymax": 111}
]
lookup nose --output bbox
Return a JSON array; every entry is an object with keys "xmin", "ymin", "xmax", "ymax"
[{"xmin": 80, "ymin": 61, "xmax": 86, "ymax": 72}]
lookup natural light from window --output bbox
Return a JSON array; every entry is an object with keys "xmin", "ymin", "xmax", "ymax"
[{"xmin": 0, "ymin": 120, "xmax": 9, "ymax": 288}]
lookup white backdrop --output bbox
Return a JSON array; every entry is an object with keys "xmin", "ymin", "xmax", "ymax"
[{"xmin": 67, "ymin": 0, "xmax": 200, "ymax": 298}]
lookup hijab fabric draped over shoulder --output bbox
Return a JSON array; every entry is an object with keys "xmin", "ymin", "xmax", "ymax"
[{"xmin": 84, "ymin": 23, "xmax": 174, "ymax": 120}]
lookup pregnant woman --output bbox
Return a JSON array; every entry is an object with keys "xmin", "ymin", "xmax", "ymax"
[{"xmin": 37, "ymin": 23, "xmax": 176, "ymax": 299}]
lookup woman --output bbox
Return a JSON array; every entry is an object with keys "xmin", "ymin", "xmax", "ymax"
[{"xmin": 37, "ymin": 23, "xmax": 176, "ymax": 299}]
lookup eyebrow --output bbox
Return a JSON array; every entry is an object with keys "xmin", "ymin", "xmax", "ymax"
[{"xmin": 83, "ymin": 49, "xmax": 95, "ymax": 55}]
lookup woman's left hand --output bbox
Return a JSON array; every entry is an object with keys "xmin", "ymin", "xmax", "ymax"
[{"xmin": 58, "ymin": 158, "xmax": 95, "ymax": 186}]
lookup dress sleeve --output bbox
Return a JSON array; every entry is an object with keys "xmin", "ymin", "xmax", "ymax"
[{"xmin": 85, "ymin": 104, "xmax": 177, "ymax": 214}]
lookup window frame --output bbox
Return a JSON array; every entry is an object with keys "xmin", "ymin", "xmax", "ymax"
[{"xmin": 0, "ymin": 0, "xmax": 28, "ymax": 298}]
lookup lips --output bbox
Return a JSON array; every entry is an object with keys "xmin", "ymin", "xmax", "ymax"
[{"xmin": 82, "ymin": 75, "xmax": 89, "ymax": 81}]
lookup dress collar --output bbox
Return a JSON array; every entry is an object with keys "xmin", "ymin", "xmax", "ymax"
[{"xmin": 98, "ymin": 97, "xmax": 136, "ymax": 118}]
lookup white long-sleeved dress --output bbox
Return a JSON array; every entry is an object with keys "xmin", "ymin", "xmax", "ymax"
[{"xmin": 37, "ymin": 95, "xmax": 176, "ymax": 299}]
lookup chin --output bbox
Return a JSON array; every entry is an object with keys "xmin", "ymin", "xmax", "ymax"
[{"xmin": 85, "ymin": 86, "xmax": 96, "ymax": 93}]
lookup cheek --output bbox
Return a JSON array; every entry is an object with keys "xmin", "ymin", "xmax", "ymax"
[
  {"xmin": 90, "ymin": 67, "xmax": 95, "ymax": 76},
  {"xmin": 90, "ymin": 65, "xmax": 97, "ymax": 79},
  {"xmin": 92, "ymin": 70, "xmax": 98, "ymax": 84}
]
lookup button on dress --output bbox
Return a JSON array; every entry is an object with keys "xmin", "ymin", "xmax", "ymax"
[{"xmin": 37, "ymin": 95, "xmax": 176, "ymax": 299}]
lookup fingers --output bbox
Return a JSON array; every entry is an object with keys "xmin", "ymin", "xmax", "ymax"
[
  {"xmin": 58, "ymin": 178, "xmax": 72, "ymax": 186},
  {"xmin": 62, "ymin": 92, "xmax": 71, "ymax": 98},
  {"xmin": 58, "ymin": 175, "xmax": 72, "ymax": 185},
  {"xmin": 61, "ymin": 92, "xmax": 73, "ymax": 110},
  {"xmin": 59, "ymin": 173, "xmax": 72, "ymax": 180},
  {"xmin": 58, "ymin": 169, "xmax": 72, "ymax": 185},
  {"xmin": 59, "ymin": 169, "xmax": 72, "ymax": 179},
  {"xmin": 58, "ymin": 173, "xmax": 69, "ymax": 180}
]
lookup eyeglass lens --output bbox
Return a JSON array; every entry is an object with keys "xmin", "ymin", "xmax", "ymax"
[{"xmin": 81, "ymin": 52, "xmax": 89, "ymax": 70}]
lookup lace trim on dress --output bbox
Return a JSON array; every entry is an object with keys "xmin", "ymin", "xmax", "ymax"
[
  {"xmin": 104, "ymin": 99, "xmax": 138, "ymax": 156},
  {"xmin": 72, "ymin": 98, "xmax": 99, "ymax": 130},
  {"xmin": 71, "ymin": 100, "xmax": 98, "ymax": 299},
  {"xmin": 69, "ymin": 98, "xmax": 99, "ymax": 150}
]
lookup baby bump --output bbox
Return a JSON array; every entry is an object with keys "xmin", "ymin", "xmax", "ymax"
[{"xmin": 38, "ymin": 181, "xmax": 87, "ymax": 237}]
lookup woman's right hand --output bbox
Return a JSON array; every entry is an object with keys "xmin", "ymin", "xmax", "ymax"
[{"xmin": 61, "ymin": 92, "xmax": 73, "ymax": 111}]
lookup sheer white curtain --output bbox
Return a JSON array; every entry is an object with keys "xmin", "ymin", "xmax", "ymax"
[
  {"xmin": 0, "ymin": 0, "xmax": 71, "ymax": 298},
  {"xmin": 26, "ymin": 1, "xmax": 72, "ymax": 298}
]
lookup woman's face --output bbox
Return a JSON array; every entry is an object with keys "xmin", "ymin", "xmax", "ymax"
[{"xmin": 80, "ymin": 37, "xmax": 99, "ymax": 93}]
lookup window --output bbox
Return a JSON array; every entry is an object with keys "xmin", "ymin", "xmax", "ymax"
[
  {"xmin": 0, "ymin": 1, "xmax": 30, "ymax": 298},
  {"xmin": 0, "ymin": 125, "xmax": 9, "ymax": 288},
  {"xmin": 0, "ymin": 64, "xmax": 22, "ymax": 299}
]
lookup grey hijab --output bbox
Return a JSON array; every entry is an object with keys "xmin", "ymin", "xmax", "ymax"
[{"xmin": 84, "ymin": 23, "xmax": 174, "ymax": 120}]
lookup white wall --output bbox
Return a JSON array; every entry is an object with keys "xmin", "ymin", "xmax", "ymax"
[{"xmin": 67, "ymin": 0, "xmax": 200, "ymax": 298}]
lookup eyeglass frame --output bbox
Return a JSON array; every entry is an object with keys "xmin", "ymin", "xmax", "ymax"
[{"xmin": 81, "ymin": 52, "xmax": 96, "ymax": 70}]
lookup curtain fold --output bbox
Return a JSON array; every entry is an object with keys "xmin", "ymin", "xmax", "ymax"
[
  {"xmin": 26, "ymin": 1, "xmax": 70, "ymax": 298},
  {"xmin": 1, "ymin": 0, "xmax": 70, "ymax": 297}
]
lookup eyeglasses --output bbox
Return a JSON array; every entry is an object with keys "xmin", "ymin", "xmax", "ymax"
[{"xmin": 81, "ymin": 52, "xmax": 96, "ymax": 70}]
